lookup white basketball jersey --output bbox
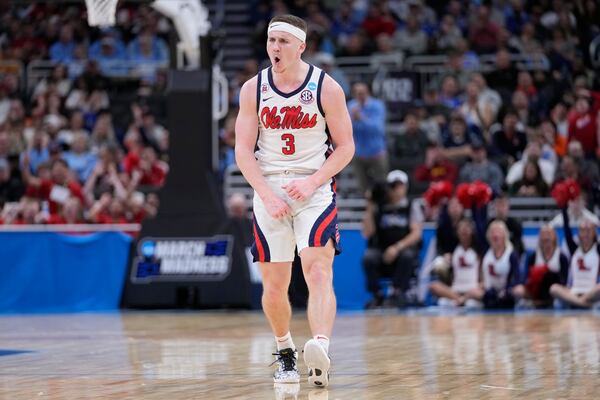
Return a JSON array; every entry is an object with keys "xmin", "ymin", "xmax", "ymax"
[
  {"xmin": 568, "ymin": 246, "xmax": 600, "ymax": 295},
  {"xmin": 256, "ymin": 65, "xmax": 331, "ymax": 175},
  {"xmin": 482, "ymin": 246, "xmax": 513, "ymax": 291},
  {"xmin": 451, "ymin": 246, "xmax": 480, "ymax": 293}
]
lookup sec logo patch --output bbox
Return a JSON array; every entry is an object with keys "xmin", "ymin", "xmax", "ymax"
[
  {"xmin": 299, "ymin": 89, "xmax": 314, "ymax": 104},
  {"xmin": 261, "ymin": 83, "xmax": 269, "ymax": 93}
]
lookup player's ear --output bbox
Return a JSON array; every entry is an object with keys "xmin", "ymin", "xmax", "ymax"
[{"xmin": 298, "ymin": 41, "xmax": 306, "ymax": 54}]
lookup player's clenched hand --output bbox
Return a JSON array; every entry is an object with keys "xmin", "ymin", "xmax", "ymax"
[
  {"xmin": 282, "ymin": 177, "xmax": 318, "ymax": 202},
  {"xmin": 263, "ymin": 193, "xmax": 291, "ymax": 219}
]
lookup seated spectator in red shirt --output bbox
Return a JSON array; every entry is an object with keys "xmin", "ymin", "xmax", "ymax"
[
  {"xmin": 89, "ymin": 192, "xmax": 128, "ymax": 224},
  {"xmin": 23, "ymin": 158, "xmax": 86, "ymax": 215},
  {"xmin": 567, "ymin": 89, "xmax": 600, "ymax": 159},
  {"xmin": 46, "ymin": 197, "xmax": 84, "ymax": 224},
  {"xmin": 10, "ymin": 198, "xmax": 42, "ymax": 225},
  {"xmin": 414, "ymin": 143, "xmax": 458, "ymax": 183},
  {"xmin": 128, "ymin": 147, "xmax": 168, "ymax": 188}
]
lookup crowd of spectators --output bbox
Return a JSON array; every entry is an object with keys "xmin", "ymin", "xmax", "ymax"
[
  {"xmin": 0, "ymin": 3, "xmax": 171, "ymax": 227},
  {"xmin": 232, "ymin": 0, "xmax": 600, "ymax": 310}
]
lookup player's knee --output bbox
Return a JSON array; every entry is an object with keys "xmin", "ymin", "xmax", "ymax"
[
  {"xmin": 305, "ymin": 262, "xmax": 332, "ymax": 288},
  {"xmin": 262, "ymin": 281, "xmax": 289, "ymax": 301}
]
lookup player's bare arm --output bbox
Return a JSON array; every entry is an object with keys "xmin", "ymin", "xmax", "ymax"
[
  {"xmin": 283, "ymin": 75, "xmax": 355, "ymax": 201},
  {"xmin": 235, "ymin": 77, "xmax": 291, "ymax": 219}
]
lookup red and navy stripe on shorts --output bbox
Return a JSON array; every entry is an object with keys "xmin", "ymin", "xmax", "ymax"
[
  {"xmin": 251, "ymin": 215, "xmax": 271, "ymax": 262},
  {"xmin": 308, "ymin": 179, "xmax": 341, "ymax": 254}
]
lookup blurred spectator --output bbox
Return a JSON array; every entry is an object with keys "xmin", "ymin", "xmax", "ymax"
[
  {"xmin": 47, "ymin": 197, "xmax": 84, "ymax": 224},
  {"xmin": 219, "ymin": 112, "xmax": 236, "ymax": 177},
  {"xmin": 348, "ymin": 82, "xmax": 387, "ymax": 196},
  {"xmin": 330, "ymin": 2, "xmax": 361, "ymax": 48},
  {"xmin": 57, "ymin": 110, "xmax": 89, "ymax": 147},
  {"xmin": 49, "ymin": 24, "xmax": 76, "ymax": 63},
  {"xmin": 414, "ymin": 143, "xmax": 458, "ymax": 184},
  {"xmin": 549, "ymin": 193, "xmax": 600, "ymax": 227},
  {"xmin": 133, "ymin": 105, "xmax": 169, "ymax": 155},
  {"xmin": 89, "ymin": 192, "xmax": 128, "ymax": 224},
  {"xmin": 510, "ymin": 22, "xmax": 543, "ymax": 55},
  {"xmin": 0, "ymin": 84, "xmax": 10, "ymax": 125},
  {"xmin": 314, "ymin": 52, "xmax": 350, "ymax": 99},
  {"xmin": 511, "ymin": 90, "xmax": 538, "ymax": 127},
  {"xmin": 20, "ymin": 130, "xmax": 49, "ymax": 174},
  {"xmin": 490, "ymin": 110, "xmax": 527, "ymax": 167},
  {"xmin": 567, "ymin": 89, "xmax": 600, "ymax": 159},
  {"xmin": 62, "ymin": 132, "xmax": 96, "ymax": 183},
  {"xmin": 362, "ymin": 170, "xmax": 424, "ymax": 308},
  {"xmin": 127, "ymin": 30, "xmax": 169, "ymax": 82},
  {"xmin": 227, "ymin": 192, "xmax": 252, "ymax": 247},
  {"xmin": 440, "ymin": 114, "xmax": 483, "ymax": 162},
  {"xmin": 33, "ymin": 64, "xmax": 72, "ymax": 99},
  {"xmin": 566, "ymin": 140, "xmax": 600, "ymax": 186},
  {"xmin": 88, "ymin": 32, "xmax": 128, "ymax": 77},
  {"xmin": 554, "ymin": 155, "xmax": 596, "ymax": 206},
  {"xmin": 469, "ymin": 73, "xmax": 503, "ymax": 130},
  {"xmin": 361, "ymin": 3, "xmax": 396, "ymax": 40},
  {"xmin": 337, "ymin": 32, "xmax": 372, "ymax": 57},
  {"xmin": 509, "ymin": 159, "xmax": 549, "ymax": 197},
  {"xmin": 90, "ymin": 111, "xmax": 118, "ymax": 152},
  {"xmin": 393, "ymin": 14, "xmax": 427, "ymax": 55},
  {"xmin": 485, "ymin": 49, "xmax": 518, "ymax": 104},
  {"xmin": 468, "ymin": 5, "xmax": 501, "ymax": 54},
  {"xmin": 84, "ymin": 145, "xmax": 127, "ymax": 202},
  {"xmin": 550, "ymin": 102, "xmax": 570, "ymax": 138},
  {"xmin": 539, "ymin": 119, "xmax": 567, "ymax": 160},
  {"xmin": 505, "ymin": 141, "xmax": 555, "ymax": 188},
  {"xmin": 128, "ymin": 146, "xmax": 168, "ymax": 188},
  {"xmin": 435, "ymin": 196, "xmax": 464, "ymax": 256},
  {"xmin": 392, "ymin": 111, "xmax": 429, "ymax": 164},
  {"xmin": 438, "ymin": 75, "xmax": 462, "ymax": 110},
  {"xmin": 22, "ymin": 158, "xmax": 86, "ymax": 216},
  {"xmin": 0, "ymin": 157, "xmax": 24, "ymax": 204},
  {"xmin": 458, "ymin": 142, "xmax": 504, "ymax": 193},
  {"xmin": 435, "ymin": 14, "xmax": 463, "ymax": 52},
  {"xmin": 370, "ymin": 34, "xmax": 403, "ymax": 69}
]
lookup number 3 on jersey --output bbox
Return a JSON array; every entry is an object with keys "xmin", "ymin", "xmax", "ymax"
[{"xmin": 281, "ymin": 133, "xmax": 295, "ymax": 155}]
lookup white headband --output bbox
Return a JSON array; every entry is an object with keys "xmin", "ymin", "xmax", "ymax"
[{"xmin": 268, "ymin": 22, "xmax": 306, "ymax": 43}]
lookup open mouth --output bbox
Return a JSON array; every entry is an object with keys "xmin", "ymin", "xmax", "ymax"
[{"xmin": 274, "ymin": 56, "xmax": 281, "ymax": 65}]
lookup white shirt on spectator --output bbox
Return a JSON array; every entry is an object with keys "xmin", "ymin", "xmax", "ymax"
[{"xmin": 505, "ymin": 157, "xmax": 555, "ymax": 186}]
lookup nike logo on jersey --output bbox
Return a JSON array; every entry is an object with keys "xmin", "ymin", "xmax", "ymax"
[{"xmin": 262, "ymin": 97, "xmax": 273, "ymax": 102}]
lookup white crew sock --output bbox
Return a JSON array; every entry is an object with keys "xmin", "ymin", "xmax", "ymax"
[{"xmin": 275, "ymin": 332, "xmax": 295, "ymax": 351}]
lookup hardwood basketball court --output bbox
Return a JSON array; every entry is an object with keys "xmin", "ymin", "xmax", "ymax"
[{"xmin": 0, "ymin": 310, "xmax": 598, "ymax": 399}]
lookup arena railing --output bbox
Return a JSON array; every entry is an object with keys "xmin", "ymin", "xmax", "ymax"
[
  {"xmin": 0, "ymin": 223, "xmax": 140, "ymax": 233},
  {"xmin": 26, "ymin": 59, "xmax": 168, "ymax": 92}
]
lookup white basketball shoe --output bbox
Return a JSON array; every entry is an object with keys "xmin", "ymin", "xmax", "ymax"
[{"xmin": 303, "ymin": 339, "xmax": 331, "ymax": 387}]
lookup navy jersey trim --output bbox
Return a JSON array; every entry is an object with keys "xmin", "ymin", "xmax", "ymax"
[
  {"xmin": 316, "ymin": 69, "xmax": 326, "ymax": 117},
  {"xmin": 256, "ymin": 72, "xmax": 262, "ymax": 114},
  {"xmin": 267, "ymin": 64, "xmax": 314, "ymax": 98}
]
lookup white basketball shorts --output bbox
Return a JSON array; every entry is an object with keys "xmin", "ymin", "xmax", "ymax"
[{"xmin": 251, "ymin": 172, "xmax": 341, "ymax": 263}]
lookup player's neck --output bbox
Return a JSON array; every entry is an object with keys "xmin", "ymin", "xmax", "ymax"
[{"xmin": 272, "ymin": 60, "xmax": 309, "ymax": 88}]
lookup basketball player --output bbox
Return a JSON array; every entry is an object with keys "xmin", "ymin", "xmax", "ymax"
[{"xmin": 235, "ymin": 15, "xmax": 354, "ymax": 387}]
